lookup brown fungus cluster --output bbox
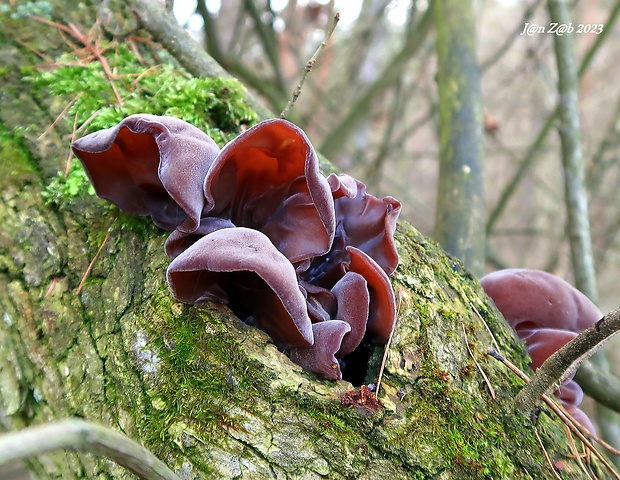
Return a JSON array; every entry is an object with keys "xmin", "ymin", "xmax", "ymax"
[
  {"xmin": 481, "ymin": 269, "xmax": 599, "ymax": 432},
  {"xmin": 72, "ymin": 115, "xmax": 401, "ymax": 381}
]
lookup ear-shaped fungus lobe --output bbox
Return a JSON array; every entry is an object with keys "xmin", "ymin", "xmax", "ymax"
[
  {"xmin": 519, "ymin": 328, "xmax": 578, "ymax": 371},
  {"xmin": 331, "ymin": 272, "xmax": 369, "ymax": 357},
  {"xmin": 166, "ymin": 227, "xmax": 313, "ymax": 348},
  {"xmin": 164, "ymin": 217, "xmax": 236, "ymax": 260},
  {"xmin": 203, "ymin": 119, "xmax": 335, "ymax": 263},
  {"xmin": 72, "ymin": 114, "xmax": 220, "ymax": 232},
  {"xmin": 480, "ymin": 268, "xmax": 601, "ymax": 432},
  {"xmin": 305, "ymin": 174, "xmax": 401, "ymax": 286},
  {"xmin": 330, "ymin": 174, "xmax": 401, "ymax": 276},
  {"xmin": 479, "ymin": 269, "xmax": 602, "ymax": 334},
  {"xmin": 346, "ymin": 247, "xmax": 396, "ymax": 344},
  {"xmin": 289, "ymin": 321, "xmax": 351, "ymax": 380}
]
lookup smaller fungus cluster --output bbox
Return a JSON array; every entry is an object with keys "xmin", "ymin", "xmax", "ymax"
[
  {"xmin": 481, "ymin": 268, "xmax": 600, "ymax": 432},
  {"xmin": 72, "ymin": 115, "xmax": 401, "ymax": 381}
]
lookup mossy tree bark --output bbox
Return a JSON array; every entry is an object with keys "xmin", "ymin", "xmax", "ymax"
[
  {"xmin": 0, "ymin": 1, "xmax": 609, "ymax": 478},
  {"xmin": 433, "ymin": 0, "xmax": 486, "ymax": 278}
]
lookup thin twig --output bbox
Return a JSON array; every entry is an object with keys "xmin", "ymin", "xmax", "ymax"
[
  {"xmin": 514, "ymin": 308, "xmax": 620, "ymax": 412},
  {"xmin": 280, "ymin": 12, "xmax": 340, "ymax": 119},
  {"xmin": 375, "ymin": 288, "xmax": 401, "ymax": 397},
  {"xmin": 461, "ymin": 323, "xmax": 495, "ymax": 399},
  {"xmin": 39, "ymin": 93, "xmax": 83, "ymax": 141},
  {"xmin": 0, "ymin": 419, "xmax": 180, "ymax": 480},
  {"xmin": 43, "ymin": 277, "xmax": 60, "ymax": 299},
  {"xmin": 67, "ymin": 23, "xmax": 123, "ymax": 105},
  {"xmin": 470, "ymin": 303, "xmax": 502, "ymax": 355},
  {"xmin": 533, "ymin": 427, "xmax": 563, "ymax": 480},
  {"xmin": 76, "ymin": 222, "xmax": 115, "ymax": 295},
  {"xmin": 564, "ymin": 424, "xmax": 596, "ymax": 480},
  {"xmin": 64, "ymin": 111, "xmax": 80, "ymax": 176},
  {"xmin": 487, "ymin": 348, "xmax": 620, "ymax": 479}
]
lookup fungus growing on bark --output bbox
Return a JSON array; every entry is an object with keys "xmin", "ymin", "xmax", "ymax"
[
  {"xmin": 304, "ymin": 174, "xmax": 400, "ymax": 287},
  {"xmin": 72, "ymin": 115, "xmax": 400, "ymax": 382},
  {"xmin": 202, "ymin": 118, "xmax": 335, "ymax": 265},
  {"xmin": 480, "ymin": 268, "xmax": 599, "ymax": 431},
  {"xmin": 71, "ymin": 114, "xmax": 219, "ymax": 232},
  {"xmin": 167, "ymin": 227, "xmax": 313, "ymax": 348},
  {"xmin": 289, "ymin": 321, "xmax": 352, "ymax": 380}
]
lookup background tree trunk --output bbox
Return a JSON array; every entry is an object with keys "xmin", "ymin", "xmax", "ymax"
[
  {"xmin": 0, "ymin": 1, "xmax": 610, "ymax": 478},
  {"xmin": 433, "ymin": 0, "xmax": 486, "ymax": 277}
]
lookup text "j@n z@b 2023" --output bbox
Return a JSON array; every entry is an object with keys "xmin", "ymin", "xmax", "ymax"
[{"xmin": 520, "ymin": 23, "xmax": 603, "ymax": 36}]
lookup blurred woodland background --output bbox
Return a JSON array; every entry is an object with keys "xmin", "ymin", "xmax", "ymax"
[
  {"xmin": 169, "ymin": 0, "xmax": 620, "ymax": 448},
  {"xmin": 173, "ymin": 0, "xmax": 620, "ymax": 310}
]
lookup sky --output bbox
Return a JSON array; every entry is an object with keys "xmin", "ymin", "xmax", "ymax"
[{"xmin": 173, "ymin": 0, "xmax": 413, "ymax": 31}]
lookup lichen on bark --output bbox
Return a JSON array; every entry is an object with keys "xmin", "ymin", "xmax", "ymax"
[{"xmin": 0, "ymin": 2, "xmax": 611, "ymax": 479}]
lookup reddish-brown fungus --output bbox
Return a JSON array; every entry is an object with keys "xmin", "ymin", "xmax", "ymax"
[
  {"xmin": 167, "ymin": 227, "xmax": 313, "ymax": 348},
  {"xmin": 481, "ymin": 268, "xmax": 600, "ymax": 431},
  {"xmin": 72, "ymin": 114, "xmax": 219, "ymax": 232},
  {"xmin": 73, "ymin": 115, "xmax": 402, "ymax": 382},
  {"xmin": 346, "ymin": 247, "xmax": 396, "ymax": 344},
  {"xmin": 202, "ymin": 119, "xmax": 335, "ymax": 264},
  {"xmin": 289, "ymin": 320, "xmax": 351, "ymax": 380}
]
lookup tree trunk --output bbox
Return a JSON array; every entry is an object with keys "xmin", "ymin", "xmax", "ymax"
[
  {"xmin": 433, "ymin": 0, "xmax": 486, "ymax": 277},
  {"xmin": 0, "ymin": 1, "xmax": 606, "ymax": 478}
]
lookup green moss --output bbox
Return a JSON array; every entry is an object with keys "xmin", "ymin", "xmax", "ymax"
[
  {"xmin": 0, "ymin": 126, "xmax": 38, "ymax": 188},
  {"xmin": 378, "ymin": 382, "xmax": 531, "ymax": 479},
  {"xmin": 42, "ymin": 161, "xmax": 95, "ymax": 206},
  {"xmin": 134, "ymin": 298, "xmax": 271, "ymax": 455},
  {"xmin": 27, "ymin": 41, "xmax": 258, "ymax": 144},
  {"xmin": 0, "ymin": 1, "xmax": 53, "ymax": 19},
  {"xmin": 28, "ymin": 38, "xmax": 259, "ymax": 208}
]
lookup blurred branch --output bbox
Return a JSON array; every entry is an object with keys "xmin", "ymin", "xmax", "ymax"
[
  {"xmin": 342, "ymin": 0, "xmax": 392, "ymax": 88},
  {"xmin": 243, "ymin": 0, "xmax": 288, "ymax": 98},
  {"xmin": 433, "ymin": 0, "xmax": 486, "ymax": 276},
  {"xmin": 196, "ymin": 0, "xmax": 290, "ymax": 112},
  {"xmin": 587, "ymin": 93, "xmax": 620, "ymax": 193},
  {"xmin": 196, "ymin": 0, "xmax": 225, "ymax": 64},
  {"xmin": 547, "ymin": 0, "xmax": 620, "ymax": 456},
  {"xmin": 365, "ymin": 79, "xmax": 404, "ymax": 188},
  {"xmin": 0, "ymin": 419, "xmax": 180, "ymax": 480},
  {"xmin": 548, "ymin": 0, "xmax": 596, "ymax": 301},
  {"xmin": 575, "ymin": 355, "xmax": 620, "ymax": 414},
  {"xmin": 588, "ymin": 95, "xmax": 620, "ymax": 267},
  {"xmin": 578, "ymin": 0, "xmax": 620, "ymax": 76},
  {"xmin": 481, "ymin": 0, "xmax": 542, "ymax": 71},
  {"xmin": 125, "ymin": 0, "xmax": 274, "ymax": 120},
  {"xmin": 485, "ymin": 0, "xmax": 620, "ymax": 238},
  {"xmin": 596, "ymin": 207, "xmax": 620, "ymax": 269},
  {"xmin": 319, "ymin": 4, "xmax": 433, "ymax": 158},
  {"xmin": 485, "ymin": 111, "xmax": 557, "ymax": 235}
]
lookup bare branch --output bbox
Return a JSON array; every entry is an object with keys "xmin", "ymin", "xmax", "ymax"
[
  {"xmin": 280, "ymin": 12, "xmax": 340, "ymax": 119},
  {"xmin": 319, "ymin": 5, "xmax": 433, "ymax": 158},
  {"xmin": 574, "ymin": 358, "xmax": 620, "ymax": 414},
  {"xmin": 243, "ymin": 0, "xmax": 287, "ymax": 97},
  {"xmin": 433, "ymin": 0, "xmax": 485, "ymax": 276},
  {"xmin": 514, "ymin": 307, "xmax": 620, "ymax": 412},
  {"xmin": 486, "ymin": 0, "xmax": 620, "ymax": 236},
  {"xmin": 0, "ymin": 419, "xmax": 180, "ymax": 480},
  {"xmin": 125, "ymin": 0, "xmax": 274, "ymax": 120}
]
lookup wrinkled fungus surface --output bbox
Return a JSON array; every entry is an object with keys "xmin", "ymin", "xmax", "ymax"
[
  {"xmin": 72, "ymin": 114, "xmax": 401, "ymax": 381},
  {"xmin": 481, "ymin": 268, "xmax": 600, "ymax": 432}
]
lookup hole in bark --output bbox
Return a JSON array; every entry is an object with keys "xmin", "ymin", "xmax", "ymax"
[{"xmin": 340, "ymin": 340, "xmax": 374, "ymax": 386}]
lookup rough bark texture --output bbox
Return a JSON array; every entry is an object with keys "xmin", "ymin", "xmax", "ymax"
[{"xmin": 0, "ymin": 1, "xmax": 608, "ymax": 479}]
